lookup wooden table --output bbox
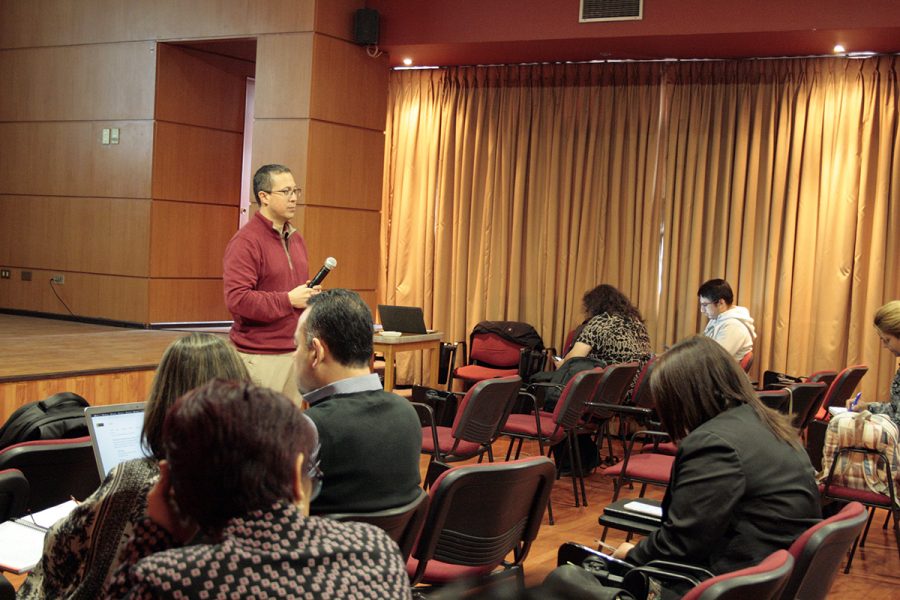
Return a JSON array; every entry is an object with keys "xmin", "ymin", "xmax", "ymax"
[{"xmin": 373, "ymin": 331, "xmax": 443, "ymax": 392}]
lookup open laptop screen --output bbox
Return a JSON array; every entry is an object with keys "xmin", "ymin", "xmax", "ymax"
[
  {"xmin": 377, "ymin": 305, "xmax": 428, "ymax": 334},
  {"xmin": 84, "ymin": 402, "xmax": 149, "ymax": 479}
]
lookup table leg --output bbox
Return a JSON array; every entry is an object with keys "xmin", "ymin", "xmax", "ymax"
[
  {"xmin": 428, "ymin": 342, "xmax": 440, "ymax": 389},
  {"xmin": 383, "ymin": 346, "xmax": 395, "ymax": 391}
]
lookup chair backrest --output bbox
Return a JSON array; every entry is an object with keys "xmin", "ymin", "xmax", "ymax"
[
  {"xmin": 324, "ymin": 488, "xmax": 430, "ymax": 560},
  {"xmin": 683, "ymin": 550, "xmax": 794, "ymax": 600},
  {"xmin": 585, "ymin": 362, "xmax": 640, "ymax": 417},
  {"xmin": 757, "ymin": 389, "xmax": 790, "ymax": 413},
  {"xmin": 552, "ymin": 367, "xmax": 606, "ymax": 430},
  {"xmin": 0, "ymin": 436, "xmax": 101, "ymax": 511},
  {"xmin": 739, "ymin": 351, "xmax": 754, "ymax": 374},
  {"xmin": 806, "ymin": 370, "xmax": 838, "ymax": 388},
  {"xmin": 451, "ymin": 376, "xmax": 522, "ymax": 445},
  {"xmin": 822, "ymin": 365, "xmax": 868, "ymax": 411},
  {"xmin": 787, "ymin": 382, "xmax": 828, "ymax": 430},
  {"xmin": 409, "ymin": 456, "xmax": 555, "ymax": 585},
  {"xmin": 780, "ymin": 501, "xmax": 868, "ymax": 600},
  {"xmin": 630, "ymin": 356, "xmax": 659, "ymax": 410},
  {"xmin": 0, "ymin": 468, "xmax": 29, "ymax": 521},
  {"xmin": 438, "ymin": 342, "xmax": 460, "ymax": 388},
  {"xmin": 468, "ymin": 332, "xmax": 524, "ymax": 368}
]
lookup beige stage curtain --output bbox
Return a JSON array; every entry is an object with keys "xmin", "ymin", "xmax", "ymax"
[
  {"xmin": 381, "ymin": 63, "xmax": 666, "ymax": 381},
  {"xmin": 381, "ymin": 57, "xmax": 899, "ymax": 400},
  {"xmin": 656, "ymin": 57, "xmax": 900, "ymax": 400}
]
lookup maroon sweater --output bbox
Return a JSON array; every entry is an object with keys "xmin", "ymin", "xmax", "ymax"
[{"xmin": 223, "ymin": 212, "xmax": 309, "ymax": 353}]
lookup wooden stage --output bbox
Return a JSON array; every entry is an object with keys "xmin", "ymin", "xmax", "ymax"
[{"xmin": 0, "ymin": 314, "xmax": 225, "ymax": 422}]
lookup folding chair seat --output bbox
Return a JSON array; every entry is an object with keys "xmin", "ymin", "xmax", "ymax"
[
  {"xmin": 406, "ymin": 457, "xmax": 555, "ymax": 589},
  {"xmin": 502, "ymin": 367, "xmax": 606, "ymax": 523},
  {"xmin": 416, "ymin": 376, "xmax": 522, "ymax": 487},
  {"xmin": 779, "ymin": 501, "xmax": 868, "ymax": 599}
]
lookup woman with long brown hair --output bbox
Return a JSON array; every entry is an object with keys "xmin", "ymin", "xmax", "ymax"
[{"xmin": 613, "ymin": 336, "xmax": 820, "ymax": 576}]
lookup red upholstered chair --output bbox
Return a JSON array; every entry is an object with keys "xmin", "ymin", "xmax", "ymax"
[
  {"xmin": 779, "ymin": 501, "xmax": 868, "ymax": 599},
  {"xmin": 406, "ymin": 457, "xmax": 555, "ymax": 589},
  {"xmin": 819, "ymin": 446, "xmax": 900, "ymax": 571},
  {"xmin": 502, "ymin": 367, "xmax": 606, "ymax": 523},
  {"xmin": 805, "ymin": 370, "xmax": 838, "ymax": 389},
  {"xmin": 451, "ymin": 321, "xmax": 544, "ymax": 388},
  {"xmin": 0, "ymin": 468, "xmax": 29, "ymax": 521},
  {"xmin": 680, "ymin": 550, "xmax": 794, "ymax": 600},
  {"xmin": 581, "ymin": 361, "xmax": 640, "ymax": 463},
  {"xmin": 324, "ymin": 488, "xmax": 430, "ymax": 561},
  {"xmin": 417, "ymin": 376, "xmax": 522, "ymax": 487},
  {"xmin": 0, "ymin": 436, "xmax": 100, "ymax": 512},
  {"xmin": 814, "ymin": 365, "xmax": 868, "ymax": 420},
  {"xmin": 739, "ymin": 351, "xmax": 754, "ymax": 374}
]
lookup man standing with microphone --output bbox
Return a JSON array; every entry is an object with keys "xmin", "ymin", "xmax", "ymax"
[{"xmin": 223, "ymin": 164, "xmax": 326, "ymax": 405}]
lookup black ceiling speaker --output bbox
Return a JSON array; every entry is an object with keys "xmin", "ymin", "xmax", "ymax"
[
  {"xmin": 353, "ymin": 8, "xmax": 380, "ymax": 46},
  {"xmin": 580, "ymin": 0, "xmax": 642, "ymax": 22}
]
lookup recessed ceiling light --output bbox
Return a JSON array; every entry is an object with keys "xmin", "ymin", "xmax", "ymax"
[
  {"xmin": 833, "ymin": 44, "xmax": 846, "ymax": 54},
  {"xmin": 402, "ymin": 57, "xmax": 413, "ymax": 66}
]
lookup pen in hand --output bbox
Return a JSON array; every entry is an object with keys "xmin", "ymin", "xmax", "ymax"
[{"xmin": 849, "ymin": 392, "xmax": 862, "ymax": 411}]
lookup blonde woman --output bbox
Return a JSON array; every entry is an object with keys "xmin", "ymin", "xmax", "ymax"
[{"xmin": 848, "ymin": 300, "xmax": 900, "ymax": 426}]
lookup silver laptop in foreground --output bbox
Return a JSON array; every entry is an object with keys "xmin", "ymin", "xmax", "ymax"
[{"xmin": 84, "ymin": 402, "xmax": 149, "ymax": 479}]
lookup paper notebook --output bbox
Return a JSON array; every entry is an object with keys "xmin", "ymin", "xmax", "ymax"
[{"xmin": 0, "ymin": 500, "xmax": 78, "ymax": 573}]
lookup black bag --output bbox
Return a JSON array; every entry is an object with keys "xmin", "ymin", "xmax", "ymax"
[
  {"xmin": 762, "ymin": 370, "xmax": 803, "ymax": 390},
  {"xmin": 411, "ymin": 385, "xmax": 459, "ymax": 427},
  {"xmin": 0, "ymin": 392, "xmax": 90, "ymax": 450}
]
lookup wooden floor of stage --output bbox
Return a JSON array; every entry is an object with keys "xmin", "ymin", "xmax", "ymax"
[
  {"xmin": 2, "ymin": 314, "xmax": 898, "ymax": 596},
  {"xmin": 0, "ymin": 314, "xmax": 225, "ymax": 421}
]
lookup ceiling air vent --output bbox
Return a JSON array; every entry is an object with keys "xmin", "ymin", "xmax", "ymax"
[{"xmin": 580, "ymin": 0, "xmax": 642, "ymax": 22}]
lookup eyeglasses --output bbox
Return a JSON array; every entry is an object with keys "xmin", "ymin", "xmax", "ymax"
[
  {"xmin": 265, "ymin": 187, "xmax": 302, "ymax": 199},
  {"xmin": 699, "ymin": 301, "xmax": 713, "ymax": 308}
]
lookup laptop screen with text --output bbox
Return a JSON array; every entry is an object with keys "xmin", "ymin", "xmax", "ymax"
[{"xmin": 85, "ymin": 402, "xmax": 149, "ymax": 479}]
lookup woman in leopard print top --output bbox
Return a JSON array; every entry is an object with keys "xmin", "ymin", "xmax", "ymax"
[{"xmin": 561, "ymin": 284, "xmax": 652, "ymax": 379}]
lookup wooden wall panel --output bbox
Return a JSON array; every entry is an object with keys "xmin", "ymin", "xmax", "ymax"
[
  {"xmin": 0, "ymin": 43, "xmax": 155, "ymax": 121},
  {"xmin": 306, "ymin": 121, "xmax": 384, "ymax": 211},
  {"xmin": 254, "ymin": 34, "xmax": 314, "ymax": 119},
  {"xmin": 0, "ymin": 197, "xmax": 150, "ymax": 276},
  {"xmin": 150, "ymin": 201, "xmax": 239, "ymax": 277},
  {"xmin": 296, "ymin": 205, "xmax": 380, "ymax": 292},
  {"xmin": 152, "ymin": 122, "xmax": 244, "ymax": 205},
  {"xmin": 0, "ymin": 122, "xmax": 153, "ymax": 198},
  {"xmin": 0, "ymin": 0, "xmax": 315, "ymax": 49},
  {"xmin": 250, "ymin": 119, "xmax": 311, "ymax": 188},
  {"xmin": 155, "ymin": 44, "xmax": 250, "ymax": 131},
  {"xmin": 0, "ymin": 270, "xmax": 149, "ymax": 323},
  {"xmin": 148, "ymin": 279, "xmax": 229, "ymax": 323},
  {"xmin": 0, "ymin": 370, "xmax": 156, "ymax": 423},
  {"xmin": 309, "ymin": 34, "xmax": 389, "ymax": 130}
]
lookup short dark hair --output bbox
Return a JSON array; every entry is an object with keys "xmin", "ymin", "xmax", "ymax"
[
  {"xmin": 697, "ymin": 278, "xmax": 734, "ymax": 304},
  {"xmin": 143, "ymin": 333, "xmax": 249, "ymax": 460},
  {"xmin": 583, "ymin": 284, "xmax": 644, "ymax": 322},
  {"xmin": 162, "ymin": 380, "xmax": 318, "ymax": 531},
  {"xmin": 650, "ymin": 336, "xmax": 799, "ymax": 448},
  {"xmin": 252, "ymin": 164, "xmax": 292, "ymax": 206},
  {"xmin": 303, "ymin": 289, "xmax": 373, "ymax": 368}
]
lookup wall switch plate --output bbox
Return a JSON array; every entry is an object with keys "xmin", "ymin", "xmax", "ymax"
[
  {"xmin": 110, "ymin": 128, "xmax": 120, "ymax": 144},
  {"xmin": 101, "ymin": 128, "xmax": 110, "ymax": 144},
  {"xmin": 21, "ymin": 270, "xmax": 32, "ymax": 281},
  {"xmin": 51, "ymin": 274, "xmax": 65, "ymax": 284},
  {"xmin": 0, "ymin": 269, "xmax": 10, "ymax": 279}
]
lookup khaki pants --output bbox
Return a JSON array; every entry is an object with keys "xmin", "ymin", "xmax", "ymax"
[{"xmin": 238, "ymin": 351, "xmax": 303, "ymax": 407}]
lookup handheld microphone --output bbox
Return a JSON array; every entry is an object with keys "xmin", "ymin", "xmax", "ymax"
[{"xmin": 309, "ymin": 257, "xmax": 337, "ymax": 287}]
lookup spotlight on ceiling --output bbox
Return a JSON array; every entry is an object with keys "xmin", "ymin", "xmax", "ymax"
[
  {"xmin": 402, "ymin": 57, "xmax": 413, "ymax": 66},
  {"xmin": 833, "ymin": 44, "xmax": 846, "ymax": 54}
]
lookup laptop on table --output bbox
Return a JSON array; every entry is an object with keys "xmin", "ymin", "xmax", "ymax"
[
  {"xmin": 84, "ymin": 402, "xmax": 150, "ymax": 479},
  {"xmin": 378, "ymin": 305, "xmax": 429, "ymax": 334}
]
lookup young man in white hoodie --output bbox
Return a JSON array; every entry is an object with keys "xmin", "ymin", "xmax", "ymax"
[{"xmin": 698, "ymin": 279, "xmax": 756, "ymax": 361}]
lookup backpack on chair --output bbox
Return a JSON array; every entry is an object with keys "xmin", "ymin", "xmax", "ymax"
[{"xmin": 0, "ymin": 392, "xmax": 90, "ymax": 450}]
